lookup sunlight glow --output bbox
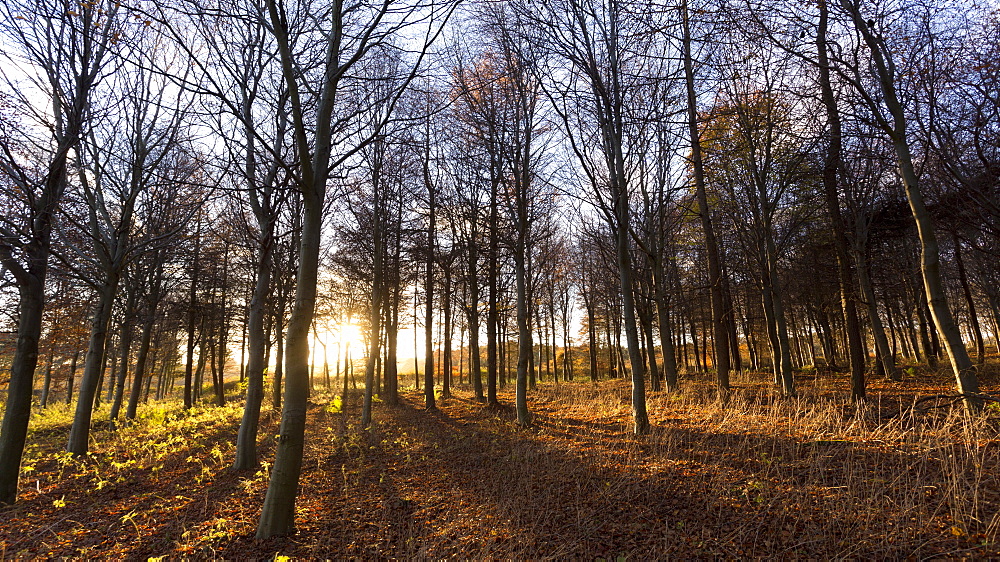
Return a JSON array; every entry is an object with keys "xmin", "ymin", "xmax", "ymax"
[
  {"xmin": 274, "ymin": 320, "xmax": 421, "ymax": 375},
  {"xmin": 334, "ymin": 322, "xmax": 363, "ymax": 350}
]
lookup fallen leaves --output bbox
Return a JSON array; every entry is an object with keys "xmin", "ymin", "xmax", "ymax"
[{"xmin": 2, "ymin": 373, "xmax": 1000, "ymax": 557}]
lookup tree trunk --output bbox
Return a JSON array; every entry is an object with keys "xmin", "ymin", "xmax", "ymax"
[
  {"xmin": 127, "ymin": 259, "xmax": 164, "ymax": 420},
  {"xmin": 184, "ymin": 221, "xmax": 201, "ymax": 409},
  {"xmin": 0, "ymin": 278, "xmax": 44, "ymax": 504},
  {"xmin": 110, "ymin": 280, "xmax": 141, "ymax": 426},
  {"xmin": 953, "ymin": 234, "xmax": 984, "ymax": 365},
  {"xmin": 272, "ymin": 292, "xmax": 286, "ymax": 410},
  {"xmin": 442, "ymin": 268, "xmax": 453, "ymax": 399},
  {"xmin": 361, "ymin": 249, "xmax": 383, "ymax": 426},
  {"xmin": 40, "ymin": 353, "xmax": 54, "ymax": 408},
  {"xmin": 765, "ymin": 238, "xmax": 795, "ymax": 396},
  {"xmin": 682, "ymin": 0, "xmax": 730, "ymax": 390},
  {"xmin": 586, "ymin": 297, "xmax": 598, "ymax": 382},
  {"xmin": 487, "ymin": 182, "xmax": 500, "ymax": 405},
  {"xmin": 215, "ymin": 247, "xmax": 230, "ymax": 406},
  {"xmin": 233, "ymin": 219, "xmax": 273, "ymax": 470},
  {"xmin": 68, "ymin": 278, "xmax": 119, "ymax": 456},
  {"xmin": 857, "ymin": 258, "xmax": 898, "ymax": 380},
  {"xmin": 514, "ymin": 241, "xmax": 532, "ymax": 426},
  {"xmin": 66, "ymin": 350, "xmax": 80, "ymax": 406},
  {"xmin": 654, "ymin": 291, "xmax": 679, "ymax": 391},
  {"xmin": 385, "ymin": 292, "xmax": 400, "ymax": 405},
  {"xmin": 640, "ymin": 302, "xmax": 660, "ymax": 392},
  {"xmin": 255, "ymin": 167, "xmax": 324, "ymax": 538},
  {"xmin": 424, "ymin": 158, "xmax": 436, "ymax": 410},
  {"xmin": 842, "ymin": 0, "xmax": 978, "ymax": 407},
  {"xmin": 467, "ymin": 240, "xmax": 484, "ymax": 400},
  {"xmin": 127, "ymin": 308, "xmax": 157, "ymax": 421}
]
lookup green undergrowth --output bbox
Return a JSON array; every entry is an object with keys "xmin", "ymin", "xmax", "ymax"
[{"xmin": 16, "ymin": 399, "xmax": 248, "ymax": 502}]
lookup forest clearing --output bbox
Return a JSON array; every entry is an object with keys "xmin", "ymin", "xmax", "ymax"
[{"xmin": 2, "ymin": 368, "xmax": 999, "ymax": 559}]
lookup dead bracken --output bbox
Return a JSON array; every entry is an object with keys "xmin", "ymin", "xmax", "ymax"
[{"xmin": 2, "ymin": 371, "xmax": 999, "ymax": 558}]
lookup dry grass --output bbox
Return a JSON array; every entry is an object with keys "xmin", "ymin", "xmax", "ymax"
[
  {"xmin": 529, "ymin": 371, "xmax": 1000, "ymax": 557},
  {"xmin": 2, "ymin": 369, "xmax": 999, "ymax": 558}
]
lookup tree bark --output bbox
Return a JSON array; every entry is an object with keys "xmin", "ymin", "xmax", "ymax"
[{"xmin": 67, "ymin": 278, "xmax": 119, "ymax": 455}]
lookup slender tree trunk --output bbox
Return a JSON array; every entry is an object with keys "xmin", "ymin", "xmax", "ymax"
[
  {"xmin": 109, "ymin": 316, "xmax": 136, "ymax": 426},
  {"xmin": 725, "ymin": 280, "xmax": 741, "ymax": 373},
  {"xmin": 272, "ymin": 293, "xmax": 286, "ymax": 410},
  {"xmin": 760, "ymin": 275, "xmax": 782, "ymax": 384},
  {"xmin": 514, "ymin": 242, "xmax": 532, "ymax": 426},
  {"xmin": 549, "ymin": 297, "xmax": 558, "ymax": 384},
  {"xmin": 640, "ymin": 302, "xmax": 661, "ymax": 392},
  {"xmin": 255, "ymin": 167, "xmax": 324, "ymax": 538},
  {"xmin": 234, "ymin": 221, "xmax": 273, "ymax": 470},
  {"xmin": 654, "ymin": 283, "xmax": 679, "ymax": 391},
  {"xmin": 384, "ymin": 280, "xmax": 401, "ymax": 406},
  {"xmin": 688, "ymin": 307, "xmax": 701, "ymax": 373},
  {"xmin": 857, "ymin": 258, "xmax": 898, "ymax": 380},
  {"xmin": 127, "ymin": 259, "xmax": 164, "ymax": 420},
  {"xmin": 442, "ymin": 268, "xmax": 452, "ymax": 399},
  {"xmin": 843, "ymin": 1, "xmax": 978, "ymax": 406},
  {"xmin": 615, "ymin": 230, "xmax": 649, "ymax": 434},
  {"xmin": 68, "ymin": 278, "xmax": 119, "ymax": 456},
  {"xmin": 66, "ymin": 350, "xmax": 80, "ymax": 406},
  {"xmin": 424, "ymin": 164, "xmax": 436, "ymax": 410},
  {"xmin": 682, "ymin": 0, "xmax": 729, "ymax": 390},
  {"xmin": 40, "ymin": 353, "xmax": 54, "ymax": 408},
  {"xmin": 487, "ymin": 193, "xmax": 499, "ymax": 405},
  {"xmin": 110, "ymin": 279, "xmax": 142, "ymax": 425},
  {"xmin": 765, "ymin": 238, "xmax": 795, "ymax": 396},
  {"xmin": 216, "ymin": 247, "xmax": 230, "ymax": 406},
  {"xmin": 414, "ymin": 291, "xmax": 420, "ymax": 389},
  {"xmin": 127, "ymin": 308, "xmax": 157, "ymax": 420},
  {"xmin": 586, "ymin": 296, "xmax": 598, "ymax": 382},
  {"xmin": 467, "ymin": 242, "xmax": 484, "ymax": 400},
  {"xmin": 953, "ymin": 234, "xmax": 984, "ymax": 365},
  {"xmin": 361, "ymin": 253, "xmax": 383, "ymax": 426},
  {"xmin": 184, "ymin": 222, "xmax": 201, "ymax": 409}
]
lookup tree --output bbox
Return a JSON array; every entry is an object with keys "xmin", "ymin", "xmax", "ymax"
[
  {"xmin": 65, "ymin": 47, "xmax": 195, "ymax": 453},
  {"xmin": 0, "ymin": 0, "xmax": 120, "ymax": 504},
  {"xmin": 835, "ymin": 0, "xmax": 979, "ymax": 406},
  {"xmin": 701, "ymin": 83, "xmax": 818, "ymax": 397},
  {"xmin": 815, "ymin": 0, "xmax": 867, "ymax": 400},
  {"xmin": 681, "ymin": 0, "xmax": 733, "ymax": 391},
  {"xmin": 254, "ymin": 0, "xmax": 453, "ymax": 537},
  {"xmin": 526, "ymin": 0, "xmax": 662, "ymax": 433},
  {"xmin": 160, "ymin": 0, "xmax": 298, "ymax": 467}
]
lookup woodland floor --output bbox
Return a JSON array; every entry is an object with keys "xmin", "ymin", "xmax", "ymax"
[{"xmin": 3, "ymin": 367, "xmax": 1000, "ymax": 559}]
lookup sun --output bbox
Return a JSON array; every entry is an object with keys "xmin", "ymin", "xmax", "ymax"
[
  {"xmin": 308, "ymin": 321, "xmax": 368, "ymax": 369},
  {"xmin": 311, "ymin": 320, "xmax": 366, "ymax": 353},
  {"xmin": 334, "ymin": 322, "xmax": 364, "ymax": 349}
]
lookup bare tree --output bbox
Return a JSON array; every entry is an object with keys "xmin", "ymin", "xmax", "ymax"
[
  {"xmin": 64, "ymin": 45, "xmax": 195, "ymax": 453},
  {"xmin": 524, "ymin": 0, "xmax": 666, "ymax": 432},
  {"xmin": 834, "ymin": 0, "xmax": 979, "ymax": 406},
  {"xmin": 0, "ymin": 0, "xmax": 121, "ymax": 503},
  {"xmin": 254, "ymin": 0, "xmax": 454, "ymax": 537}
]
